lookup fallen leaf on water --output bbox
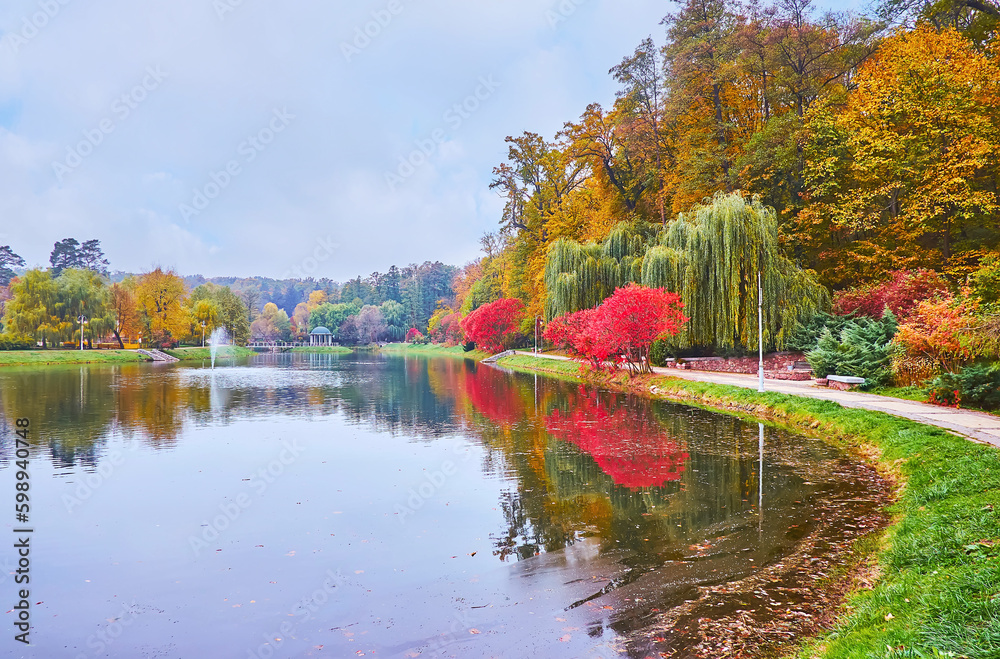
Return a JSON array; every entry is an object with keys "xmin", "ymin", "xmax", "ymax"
[
  {"xmin": 559, "ymin": 634, "xmax": 571, "ymax": 642},
  {"xmin": 469, "ymin": 628, "xmax": 481, "ymax": 635}
]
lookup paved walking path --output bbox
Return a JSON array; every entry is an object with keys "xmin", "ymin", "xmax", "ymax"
[{"xmin": 508, "ymin": 351, "xmax": 1000, "ymax": 449}]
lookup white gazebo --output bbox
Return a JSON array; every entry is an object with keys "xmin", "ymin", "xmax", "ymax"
[{"xmin": 309, "ymin": 326, "xmax": 335, "ymax": 346}]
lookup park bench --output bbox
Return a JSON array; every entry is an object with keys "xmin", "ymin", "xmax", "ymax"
[{"xmin": 821, "ymin": 374, "xmax": 866, "ymax": 391}]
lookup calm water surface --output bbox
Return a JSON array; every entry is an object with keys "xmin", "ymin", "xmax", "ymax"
[{"xmin": 0, "ymin": 353, "xmax": 876, "ymax": 658}]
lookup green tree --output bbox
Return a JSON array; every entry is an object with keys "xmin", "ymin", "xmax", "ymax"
[
  {"xmin": 2, "ymin": 269, "xmax": 59, "ymax": 346},
  {"xmin": 49, "ymin": 238, "xmax": 109, "ymax": 277},
  {"xmin": 0, "ymin": 246, "xmax": 25, "ymax": 286},
  {"xmin": 56, "ymin": 268, "xmax": 112, "ymax": 347},
  {"xmin": 215, "ymin": 287, "xmax": 251, "ymax": 346},
  {"xmin": 380, "ymin": 300, "xmax": 407, "ymax": 340}
]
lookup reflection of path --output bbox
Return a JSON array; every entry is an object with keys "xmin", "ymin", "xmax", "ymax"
[{"xmin": 508, "ymin": 352, "xmax": 1000, "ymax": 448}]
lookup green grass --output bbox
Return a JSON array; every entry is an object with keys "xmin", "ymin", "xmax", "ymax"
[
  {"xmin": 0, "ymin": 349, "xmax": 149, "ymax": 366},
  {"xmin": 288, "ymin": 346, "xmax": 353, "ymax": 354},
  {"xmin": 869, "ymin": 385, "xmax": 1000, "ymax": 418},
  {"xmin": 870, "ymin": 386, "xmax": 929, "ymax": 403},
  {"xmin": 164, "ymin": 346, "xmax": 254, "ymax": 360},
  {"xmin": 378, "ymin": 342, "xmax": 491, "ymax": 360},
  {"xmin": 499, "ymin": 354, "xmax": 1000, "ymax": 659}
]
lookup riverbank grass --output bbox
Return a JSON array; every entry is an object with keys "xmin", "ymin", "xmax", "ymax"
[
  {"xmin": 164, "ymin": 346, "xmax": 254, "ymax": 360},
  {"xmin": 379, "ymin": 343, "xmax": 491, "ymax": 360},
  {"xmin": 288, "ymin": 346, "xmax": 353, "ymax": 354},
  {"xmin": 499, "ymin": 353, "xmax": 1000, "ymax": 658},
  {"xmin": 0, "ymin": 349, "xmax": 148, "ymax": 366}
]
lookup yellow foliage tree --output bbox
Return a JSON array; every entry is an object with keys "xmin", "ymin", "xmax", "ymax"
[
  {"xmin": 135, "ymin": 268, "xmax": 188, "ymax": 346},
  {"xmin": 801, "ymin": 27, "xmax": 1000, "ymax": 285}
]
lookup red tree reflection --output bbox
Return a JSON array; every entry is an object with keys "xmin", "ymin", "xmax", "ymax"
[
  {"xmin": 546, "ymin": 389, "xmax": 689, "ymax": 489},
  {"xmin": 461, "ymin": 366, "xmax": 527, "ymax": 426}
]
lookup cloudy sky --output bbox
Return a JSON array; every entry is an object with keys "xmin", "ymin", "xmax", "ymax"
[{"xmin": 0, "ymin": 0, "xmax": 865, "ymax": 281}]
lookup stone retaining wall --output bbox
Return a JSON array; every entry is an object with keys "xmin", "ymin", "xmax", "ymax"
[{"xmin": 664, "ymin": 352, "xmax": 809, "ymax": 377}]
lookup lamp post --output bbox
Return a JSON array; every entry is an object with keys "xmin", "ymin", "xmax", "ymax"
[
  {"xmin": 757, "ymin": 271, "xmax": 765, "ymax": 393},
  {"xmin": 201, "ymin": 321, "xmax": 207, "ymax": 347},
  {"xmin": 78, "ymin": 315, "xmax": 88, "ymax": 351}
]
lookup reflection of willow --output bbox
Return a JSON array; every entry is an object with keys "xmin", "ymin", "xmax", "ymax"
[
  {"xmin": 0, "ymin": 364, "xmax": 191, "ymax": 467},
  {"xmin": 0, "ymin": 366, "xmax": 116, "ymax": 469}
]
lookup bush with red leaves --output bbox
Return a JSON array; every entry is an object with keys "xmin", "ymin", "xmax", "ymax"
[
  {"xmin": 461, "ymin": 299, "xmax": 525, "ymax": 353},
  {"xmin": 833, "ymin": 269, "xmax": 950, "ymax": 321},
  {"xmin": 430, "ymin": 312, "xmax": 464, "ymax": 345},
  {"xmin": 545, "ymin": 284, "xmax": 687, "ymax": 374}
]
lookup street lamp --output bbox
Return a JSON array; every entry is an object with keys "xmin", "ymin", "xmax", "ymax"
[
  {"xmin": 201, "ymin": 321, "xmax": 207, "ymax": 347},
  {"xmin": 78, "ymin": 315, "xmax": 88, "ymax": 351},
  {"xmin": 757, "ymin": 271, "xmax": 765, "ymax": 393}
]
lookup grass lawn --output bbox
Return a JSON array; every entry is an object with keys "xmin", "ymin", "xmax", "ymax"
[
  {"xmin": 500, "ymin": 354, "xmax": 1000, "ymax": 659},
  {"xmin": 288, "ymin": 346, "xmax": 353, "ymax": 354},
  {"xmin": 378, "ymin": 343, "xmax": 491, "ymax": 360},
  {"xmin": 164, "ymin": 346, "xmax": 254, "ymax": 360},
  {"xmin": 869, "ymin": 386, "xmax": 928, "ymax": 403},
  {"xmin": 0, "ymin": 349, "xmax": 149, "ymax": 366}
]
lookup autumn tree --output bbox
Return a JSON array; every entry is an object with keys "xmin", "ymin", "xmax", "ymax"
[
  {"xmin": 109, "ymin": 281, "xmax": 140, "ymax": 348},
  {"xmin": 800, "ymin": 27, "xmax": 1000, "ymax": 284},
  {"xmin": 250, "ymin": 302, "xmax": 291, "ymax": 342},
  {"xmin": 135, "ymin": 268, "xmax": 188, "ymax": 347},
  {"xmin": 461, "ymin": 298, "xmax": 525, "ymax": 353},
  {"xmin": 610, "ymin": 37, "xmax": 667, "ymax": 223},
  {"xmin": 291, "ymin": 302, "xmax": 310, "ymax": 339},
  {"xmin": 355, "ymin": 305, "xmax": 387, "ymax": 344}
]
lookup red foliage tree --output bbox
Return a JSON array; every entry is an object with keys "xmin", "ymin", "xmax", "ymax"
[
  {"xmin": 430, "ymin": 312, "xmax": 464, "ymax": 345},
  {"xmin": 544, "ymin": 308, "xmax": 615, "ymax": 372},
  {"xmin": 461, "ymin": 298, "xmax": 525, "ymax": 353},
  {"xmin": 834, "ymin": 269, "xmax": 950, "ymax": 321},
  {"xmin": 405, "ymin": 327, "xmax": 423, "ymax": 343},
  {"xmin": 545, "ymin": 284, "xmax": 687, "ymax": 374}
]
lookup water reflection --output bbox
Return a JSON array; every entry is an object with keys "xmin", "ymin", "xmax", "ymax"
[{"xmin": 0, "ymin": 353, "xmax": 883, "ymax": 658}]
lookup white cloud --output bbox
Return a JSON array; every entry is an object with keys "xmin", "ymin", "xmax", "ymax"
[{"xmin": 0, "ymin": 0, "xmax": 866, "ymax": 278}]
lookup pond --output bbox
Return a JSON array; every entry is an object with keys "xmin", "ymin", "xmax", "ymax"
[{"xmin": 0, "ymin": 353, "xmax": 887, "ymax": 658}]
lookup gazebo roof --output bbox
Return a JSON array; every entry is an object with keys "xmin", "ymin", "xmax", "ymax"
[{"xmin": 311, "ymin": 326, "xmax": 332, "ymax": 335}]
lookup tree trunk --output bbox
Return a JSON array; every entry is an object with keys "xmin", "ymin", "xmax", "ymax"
[
  {"xmin": 712, "ymin": 83, "xmax": 731, "ymax": 181},
  {"xmin": 113, "ymin": 330, "xmax": 125, "ymax": 349}
]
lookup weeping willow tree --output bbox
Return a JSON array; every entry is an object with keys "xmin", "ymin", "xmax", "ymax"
[
  {"xmin": 545, "ymin": 192, "xmax": 830, "ymax": 352},
  {"xmin": 544, "ymin": 223, "xmax": 652, "ymax": 319}
]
